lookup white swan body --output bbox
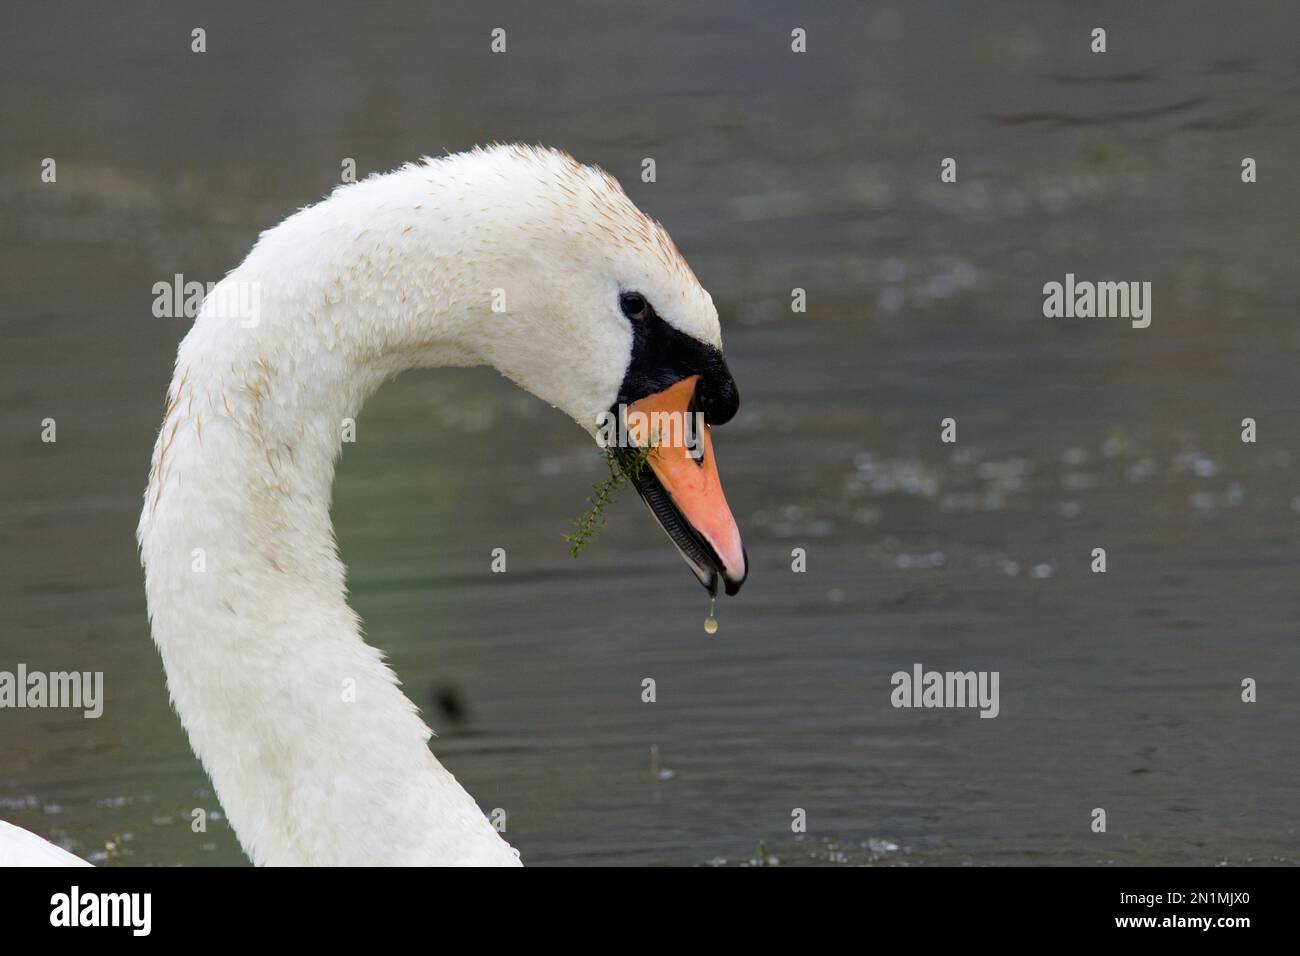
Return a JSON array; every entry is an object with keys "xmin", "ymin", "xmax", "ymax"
[
  {"xmin": 2, "ymin": 145, "xmax": 745, "ymax": 866},
  {"xmin": 0, "ymin": 821, "xmax": 92, "ymax": 866}
]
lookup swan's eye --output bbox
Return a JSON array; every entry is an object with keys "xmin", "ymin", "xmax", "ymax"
[{"xmin": 619, "ymin": 292, "xmax": 650, "ymax": 321}]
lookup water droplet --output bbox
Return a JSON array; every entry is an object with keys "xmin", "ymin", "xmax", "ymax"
[{"xmin": 703, "ymin": 596, "xmax": 718, "ymax": 634}]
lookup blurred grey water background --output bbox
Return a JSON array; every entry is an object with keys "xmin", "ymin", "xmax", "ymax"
[{"xmin": 1, "ymin": 1, "xmax": 1297, "ymax": 865}]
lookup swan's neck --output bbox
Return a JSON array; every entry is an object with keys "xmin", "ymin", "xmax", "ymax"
[{"xmin": 138, "ymin": 171, "xmax": 521, "ymax": 865}]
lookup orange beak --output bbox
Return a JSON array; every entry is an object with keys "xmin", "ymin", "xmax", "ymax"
[{"xmin": 621, "ymin": 375, "xmax": 747, "ymax": 596}]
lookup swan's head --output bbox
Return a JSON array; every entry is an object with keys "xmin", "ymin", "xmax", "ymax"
[{"xmin": 450, "ymin": 146, "xmax": 747, "ymax": 596}]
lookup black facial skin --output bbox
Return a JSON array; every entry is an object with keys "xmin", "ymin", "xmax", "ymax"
[{"xmin": 615, "ymin": 291, "xmax": 739, "ymax": 426}]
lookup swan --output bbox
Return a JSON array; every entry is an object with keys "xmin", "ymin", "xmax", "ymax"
[{"xmin": 0, "ymin": 144, "xmax": 747, "ymax": 866}]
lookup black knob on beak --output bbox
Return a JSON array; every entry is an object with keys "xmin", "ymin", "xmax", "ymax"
[{"xmin": 699, "ymin": 361, "xmax": 739, "ymax": 426}]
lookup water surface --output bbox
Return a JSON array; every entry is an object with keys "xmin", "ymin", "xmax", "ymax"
[{"xmin": 1, "ymin": 1, "xmax": 1297, "ymax": 865}]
